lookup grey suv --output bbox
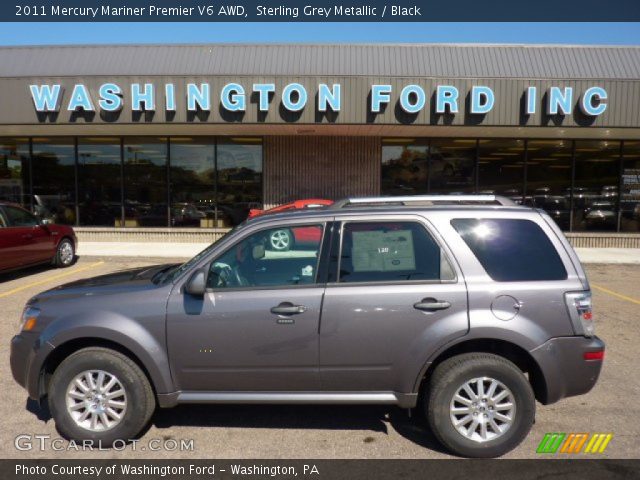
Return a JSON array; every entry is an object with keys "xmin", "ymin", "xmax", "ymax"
[{"xmin": 10, "ymin": 195, "xmax": 604, "ymax": 458}]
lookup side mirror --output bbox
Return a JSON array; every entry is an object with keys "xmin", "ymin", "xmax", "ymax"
[
  {"xmin": 40, "ymin": 218, "xmax": 52, "ymax": 225},
  {"xmin": 185, "ymin": 268, "xmax": 207, "ymax": 297}
]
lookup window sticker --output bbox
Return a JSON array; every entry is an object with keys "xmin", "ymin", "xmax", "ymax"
[{"xmin": 351, "ymin": 229, "xmax": 416, "ymax": 272}]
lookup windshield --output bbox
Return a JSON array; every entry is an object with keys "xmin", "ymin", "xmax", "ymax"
[{"xmin": 154, "ymin": 223, "xmax": 245, "ymax": 284}]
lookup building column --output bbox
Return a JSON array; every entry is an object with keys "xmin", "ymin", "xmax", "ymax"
[{"xmin": 263, "ymin": 136, "xmax": 381, "ymax": 207}]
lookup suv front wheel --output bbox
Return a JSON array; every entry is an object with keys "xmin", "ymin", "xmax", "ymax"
[
  {"xmin": 48, "ymin": 347, "xmax": 155, "ymax": 446},
  {"xmin": 425, "ymin": 352, "xmax": 535, "ymax": 458}
]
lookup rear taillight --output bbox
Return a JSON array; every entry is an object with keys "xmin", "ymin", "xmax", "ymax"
[{"xmin": 564, "ymin": 291, "xmax": 595, "ymax": 337}]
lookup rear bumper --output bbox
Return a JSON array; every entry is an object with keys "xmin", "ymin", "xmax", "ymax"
[{"xmin": 530, "ymin": 335, "xmax": 605, "ymax": 404}]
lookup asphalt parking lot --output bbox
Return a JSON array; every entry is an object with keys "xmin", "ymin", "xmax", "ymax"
[{"xmin": 0, "ymin": 257, "xmax": 638, "ymax": 459}]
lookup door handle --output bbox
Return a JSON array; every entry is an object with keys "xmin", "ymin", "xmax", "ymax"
[
  {"xmin": 414, "ymin": 298, "xmax": 451, "ymax": 312},
  {"xmin": 270, "ymin": 302, "xmax": 307, "ymax": 315},
  {"xmin": 21, "ymin": 234, "xmax": 33, "ymax": 239}
]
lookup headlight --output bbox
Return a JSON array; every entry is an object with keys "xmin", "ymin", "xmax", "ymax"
[{"xmin": 19, "ymin": 306, "xmax": 40, "ymax": 332}]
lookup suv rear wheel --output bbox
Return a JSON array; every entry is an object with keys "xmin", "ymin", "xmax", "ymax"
[
  {"xmin": 424, "ymin": 352, "xmax": 535, "ymax": 458},
  {"xmin": 48, "ymin": 347, "xmax": 155, "ymax": 446}
]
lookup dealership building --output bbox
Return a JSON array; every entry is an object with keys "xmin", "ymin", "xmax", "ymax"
[{"xmin": 0, "ymin": 43, "xmax": 639, "ymax": 246}]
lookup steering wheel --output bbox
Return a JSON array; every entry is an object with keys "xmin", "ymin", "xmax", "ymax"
[{"xmin": 211, "ymin": 263, "xmax": 250, "ymax": 288}]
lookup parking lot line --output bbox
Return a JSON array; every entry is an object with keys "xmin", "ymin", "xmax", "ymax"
[
  {"xmin": 591, "ymin": 283, "xmax": 640, "ymax": 306},
  {"xmin": 0, "ymin": 261, "xmax": 105, "ymax": 299}
]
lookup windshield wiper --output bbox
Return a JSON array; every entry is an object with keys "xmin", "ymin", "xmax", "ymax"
[{"xmin": 152, "ymin": 265, "xmax": 180, "ymax": 284}]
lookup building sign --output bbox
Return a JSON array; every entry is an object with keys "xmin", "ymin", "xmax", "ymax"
[{"xmin": 29, "ymin": 82, "xmax": 608, "ymax": 117}]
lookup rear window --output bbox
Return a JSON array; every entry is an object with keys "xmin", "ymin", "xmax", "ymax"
[{"xmin": 451, "ymin": 218, "xmax": 567, "ymax": 282}]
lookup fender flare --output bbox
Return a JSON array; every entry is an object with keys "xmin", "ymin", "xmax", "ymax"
[
  {"xmin": 31, "ymin": 311, "xmax": 174, "ymax": 398},
  {"xmin": 411, "ymin": 327, "xmax": 546, "ymax": 393}
]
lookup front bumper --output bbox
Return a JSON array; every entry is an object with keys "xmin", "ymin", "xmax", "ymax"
[
  {"xmin": 11, "ymin": 334, "xmax": 31, "ymax": 389},
  {"xmin": 530, "ymin": 336, "xmax": 605, "ymax": 404},
  {"xmin": 10, "ymin": 333, "xmax": 48, "ymax": 400}
]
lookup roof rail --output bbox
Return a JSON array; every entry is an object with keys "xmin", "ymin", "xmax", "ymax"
[{"xmin": 331, "ymin": 195, "xmax": 518, "ymax": 208}]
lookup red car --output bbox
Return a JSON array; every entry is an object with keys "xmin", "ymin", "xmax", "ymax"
[
  {"xmin": 248, "ymin": 199, "xmax": 333, "ymax": 251},
  {"xmin": 0, "ymin": 202, "xmax": 77, "ymax": 273}
]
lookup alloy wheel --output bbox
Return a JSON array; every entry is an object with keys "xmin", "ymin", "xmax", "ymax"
[
  {"xmin": 270, "ymin": 230, "xmax": 291, "ymax": 251},
  {"xmin": 59, "ymin": 241, "xmax": 74, "ymax": 265},
  {"xmin": 65, "ymin": 370, "xmax": 127, "ymax": 432},
  {"xmin": 449, "ymin": 376, "xmax": 516, "ymax": 443}
]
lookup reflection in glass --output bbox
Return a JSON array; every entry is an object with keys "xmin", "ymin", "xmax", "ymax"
[
  {"xmin": 477, "ymin": 139, "xmax": 525, "ymax": 203},
  {"xmin": 217, "ymin": 138, "xmax": 263, "ymax": 226},
  {"xmin": 429, "ymin": 139, "xmax": 476, "ymax": 193},
  {"xmin": 170, "ymin": 138, "xmax": 215, "ymax": 228},
  {"xmin": 524, "ymin": 140, "xmax": 573, "ymax": 230},
  {"xmin": 572, "ymin": 141, "xmax": 620, "ymax": 232},
  {"xmin": 124, "ymin": 137, "xmax": 167, "ymax": 227},
  {"xmin": 78, "ymin": 137, "xmax": 122, "ymax": 226},
  {"xmin": 32, "ymin": 138, "xmax": 76, "ymax": 225},
  {"xmin": 381, "ymin": 140, "xmax": 428, "ymax": 196},
  {"xmin": 621, "ymin": 141, "xmax": 640, "ymax": 232},
  {"xmin": 0, "ymin": 138, "xmax": 29, "ymax": 207}
]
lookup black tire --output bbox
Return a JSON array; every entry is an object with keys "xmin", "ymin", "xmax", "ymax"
[
  {"xmin": 48, "ymin": 347, "xmax": 156, "ymax": 447},
  {"xmin": 53, "ymin": 238, "xmax": 75, "ymax": 268},
  {"xmin": 424, "ymin": 353, "xmax": 535, "ymax": 458}
]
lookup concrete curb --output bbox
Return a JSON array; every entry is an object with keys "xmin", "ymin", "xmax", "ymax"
[
  {"xmin": 574, "ymin": 248, "xmax": 640, "ymax": 264},
  {"xmin": 77, "ymin": 242, "xmax": 210, "ymax": 259},
  {"xmin": 76, "ymin": 242, "xmax": 640, "ymax": 264}
]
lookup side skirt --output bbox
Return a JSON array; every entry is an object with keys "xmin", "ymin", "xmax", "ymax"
[{"xmin": 157, "ymin": 392, "xmax": 418, "ymax": 408}]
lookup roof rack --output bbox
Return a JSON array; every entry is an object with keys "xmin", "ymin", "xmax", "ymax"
[{"xmin": 331, "ymin": 195, "xmax": 518, "ymax": 209}]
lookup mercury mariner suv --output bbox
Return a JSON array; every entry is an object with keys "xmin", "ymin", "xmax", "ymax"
[{"xmin": 10, "ymin": 195, "xmax": 604, "ymax": 457}]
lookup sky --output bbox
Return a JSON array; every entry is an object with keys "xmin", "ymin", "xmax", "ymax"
[{"xmin": 0, "ymin": 22, "xmax": 639, "ymax": 45}]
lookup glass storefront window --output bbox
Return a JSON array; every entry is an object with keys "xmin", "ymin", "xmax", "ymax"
[
  {"xmin": 0, "ymin": 138, "xmax": 29, "ymax": 207},
  {"xmin": 621, "ymin": 141, "xmax": 640, "ymax": 233},
  {"xmin": 124, "ymin": 137, "xmax": 168, "ymax": 227},
  {"xmin": 32, "ymin": 137, "xmax": 76, "ymax": 225},
  {"xmin": 78, "ymin": 137, "xmax": 122, "ymax": 227},
  {"xmin": 572, "ymin": 140, "xmax": 620, "ymax": 232},
  {"xmin": 381, "ymin": 139, "xmax": 428, "ymax": 196},
  {"xmin": 217, "ymin": 138, "xmax": 263, "ymax": 226},
  {"xmin": 525, "ymin": 140, "xmax": 573, "ymax": 231},
  {"xmin": 429, "ymin": 139, "xmax": 477, "ymax": 194},
  {"xmin": 170, "ymin": 138, "xmax": 216, "ymax": 228},
  {"xmin": 477, "ymin": 139, "xmax": 525, "ymax": 203}
]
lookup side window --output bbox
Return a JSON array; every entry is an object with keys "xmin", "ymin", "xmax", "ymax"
[
  {"xmin": 451, "ymin": 218, "xmax": 567, "ymax": 281},
  {"xmin": 208, "ymin": 224, "xmax": 324, "ymax": 289},
  {"xmin": 3, "ymin": 206, "xmax": 39, "ymax": 227},
  {"xmin": 339, "ymin": 221, "xmax": 454, "ymax": 283},
  {"xmin": 0, "ymin": 210, "xmax": 6, "ymax": 228}
]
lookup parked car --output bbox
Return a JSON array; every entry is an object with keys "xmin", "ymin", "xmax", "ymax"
[
  {"xmin": 526, "ymin": 196, "xmax": 571, "ymax": 231},
  {"xmin": 248, "ymin": 199, "xmax": 333, "ymax": 251},
  {"xmin": 0, "ymin": 202, "xmax": 76, "ymax": 273},
  {"xmin": 20, "ymin": 193, "xmax": 75, "ymax": 225},
  {"xmin": 600, "ymin": 185, "xmax": 618, "ymax": 199},
  {"xmin": 172, "ymin": 203, "xmax": 205, "ymax": 227},
  {"xmin": 565, "ymin": 187, "xmax": 598, "ymax": 208},
  {"xmin": 10, "ymin": 195, "xmax": 604, "ymax": 458},
  {"xmin": 584, "ymin": 201, "xmax": 617, "ymax": 230},
  {"xmin": 502, "ymin": 189, "xmax": 524, "ymax": 204}
]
